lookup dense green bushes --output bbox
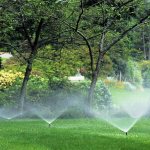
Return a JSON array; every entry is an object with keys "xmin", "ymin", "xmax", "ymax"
[
  {"xmin": 0, "ymin": 71, "xmax": 50, "ymax": 105},
  {"xmin": 125, "ymin": 60, "xmax": 143, "ymax": 86},
  {"xmin": 0, "ymin": 70, "xmax": 23, "ymax": 105},
  {"xmin": 0, "ymin": 69, "xmax": 112, "ymax": 112},
  {"xmin": 68, "ymin": 80, "xmax": 112, "ymax": 110},
  {"xmin": 140, "ymin": 61, "xmax": 150, "ymax": 88},
  {"xmin": 28, "ymin": 77, "xmax": 112, "ymax": 111},
  {"xmin": 0, "ymin": 70, "xmax": 23, "ymax": 89}
]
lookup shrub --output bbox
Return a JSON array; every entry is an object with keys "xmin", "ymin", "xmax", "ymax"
[
  {"xmin": 27, "ymin": 75, "xmax": 49, "ymax": 102},
  {"xmin": 0, "ymin": 70, "xmax": 23, "ymax": 105},
  {"xmin": 94, "ymin": 80, "xmax": 112, "ymax": 110},
  {"xmin": 0, "ymin": 57, "xmax": 3, "ymax": 69},
  {"xmin": 125, "ymin": 60, "xmax": 143, "ymax": 86},
  {"xmin": 104, "ymin": 79, "xmax": 125, "ymax": 89},
  {"xmin": 69, "ymin": 80, "xmax": 112, "ymax": 110},
  {"xmin": 0, "ymin": 77, "xmax": 22, "ymax": 106},
  {"xmin": 0, "ymin": 69, "xmax": 112, "ymax": 113},
  {"xmin": 115, "ymin": 81, "xmax": 125, "ymax": 89},
  {"xmin": 0, "ymin": 70, "xmax": 23, "ymax": 90},
  {"xmin": 48, "ymin": 76, "xmax": 70, "ymax": 91},
  {"xmin": 140, "ymin": 61, "xmax": 150, "ymax": 88},
  {"xmin": 0, "ymin": 71, "xmax": 50, "ymax": 105},
  {"xmin": 101, "ymin": 55, "xmax": 113, "ymax": 77}
]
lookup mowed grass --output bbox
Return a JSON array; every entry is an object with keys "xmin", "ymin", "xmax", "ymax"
[
  {"xmin": 0, "ymin": 118, "xmax": 150, "ymax": 150},
  {"xmin": 110, "ymin": 88, "xmax": 150, "ymax": 104}
]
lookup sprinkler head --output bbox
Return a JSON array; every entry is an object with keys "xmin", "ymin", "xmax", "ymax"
[
  {"xmin": 126, "ymin": 132, "xmax": 128, "ymax": 136},
  {"xmin": 48, "ymin": 124, "xmax": 51, "ymax": 127}
]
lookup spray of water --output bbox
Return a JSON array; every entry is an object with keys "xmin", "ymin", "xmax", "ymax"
[
  {"xmin": 0, "ymin": 107, "xmax": 23, "ymax": 120},
  {"xmin": 92, "ymin": 89, "xmax": 150, "ymax": 133},
  {"xmin": 31, "ymin": 104, "xmax": 68, "ymax": 125},
  {"xmin": 28, "ymin": 93, "xmax": 81, "ymax": 125},
  {"xmin": 0, "ymin": 86, "xmax": 149, "ymax": 135},
  {"xmin": 121, "ymin": 100, "xmax": 150, "ymax": 119}
]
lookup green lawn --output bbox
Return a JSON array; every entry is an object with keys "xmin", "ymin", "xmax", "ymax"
[
  {"xmin": 0, "ymin": 118, "xmax": 150, "ymax": 150},
  {"xmin": 110, "ymin": 88, "xmax": 150, "ymax": 104}
]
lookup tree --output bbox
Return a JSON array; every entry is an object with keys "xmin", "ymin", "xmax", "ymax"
[
  {"xmin": 0, "ymin": 0, "xmax": 150, "ymax": 110},
  {"xmin": 61, "ymin": 0, "xmax": 150, "ymax": 107},
  {"xmin": 129, "ymin": 0, "xmax": 150, "ymax": 60},
  {"xmin": 0, "ymin": 0, "xmax": 63, "ymax": 110}
]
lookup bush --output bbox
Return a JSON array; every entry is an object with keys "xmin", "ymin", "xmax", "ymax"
[
  {"xmin": 27, "ymin": 75, "xmax": 49, "ymax": 102},
  {"xmin": 69, "ymin": 80, "xmax": 112, "ymax": 110},
  {"xmin": 94, "ymin": 80, "xmax": 112, "ymax": 110},
  {"xmin": 101, "ymin": 55, "xmax": 113, "ymax": 77},
  {"xmin": 0, "ymin": 70, "xmax": 23, "ymax": 90},
  {"xmin": 0, "ymin": 78, "xmax": 22, "ymax": 106},
  {"xmin": 48, "ymin": 76, "xmax": 70, "ymax": 91},
  {"xmin": 0, "ymin": 70, "xmax": 23, "ymax": 106},
  {"xmin": 125, "ymin": 60, "xmax": 143, "ymax": 86},
  {"xmin": 143, "ymin": 69, "xmax": 150, "ymax": 88},
  {"xmin": 140, "ymin": 61, "xmax": 150, "ymax": 88},
  {"xmin": 46, "ymin": 79, "xmax": 112, "ymax": 117},
  {"xmin": 104, "ymin": 79, "xmax": 125, "ymax": 89},
  {"xmin": 0, "ymin": 69, "xmax": 112, "ymax": 114},
  {"xmin": 0, "ymin": 72, "xmax": 50, "ymax": 105},
  {"xmin": 46, "ymin": 79, "xmax": 112, "ymax": 118}
]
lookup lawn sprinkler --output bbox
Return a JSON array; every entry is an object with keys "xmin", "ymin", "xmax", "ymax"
[
  {"xmin": 126, "ymin": 132, "xmax": 128, "ymax": 136},
  {"xmin": 48, "ymin": 123, "xmax": 53, "ymax": 127}
]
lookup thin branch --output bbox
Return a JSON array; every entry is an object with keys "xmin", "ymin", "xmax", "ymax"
[
  {"xmin": 76, "ymin": 30, "xmax": 94, "ymax": 73},
  {"xmin": 20, "ymin": 8, "xmax": 33, "ymax": 49},
  {"xmin": 38, "ymin": 29, "xmax": 73, "ymax": 48},
  {"xmin": 33, "ymin": 18, "xmax": 44, "ymax": 50},
  {"xmin": 94, "ymin": 30, "xmax": 105, "ymax": 73},
  {"xmin": 22, "ymin": 23, "xmax": 33, "ymax": 49},
  {"xmin": 82, "ymin": 0, "xmax": 134, "ymax": 41},
  {"xmin": 99, "ymin": 31, "xmax": 105, "ymax": 53},
  {"xmin": 100, "ymin": 0, "xmax": 134, "ymax": 30},
  {"xmin": 63, "ymin": 20, "xmax": 94, "ymax": 72},
  {"xmin": 119, "ymin": 0, "xmax": 134, "ymax": 8},
  {"xmin": 75, "ymin": 0, "xmax": 84, "ymax": 31},
  {"xmin": 103, "ymin": 13, "xmax": 150, "ymax": 54}
]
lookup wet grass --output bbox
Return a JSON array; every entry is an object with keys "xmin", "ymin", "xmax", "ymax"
[
  {"xmin": 0, "ymin": 118, "xmax": 150, "ymax": 150},
  {"xmin": 110, "ymin": 88, "xmax": 150, "ymax": 104}
]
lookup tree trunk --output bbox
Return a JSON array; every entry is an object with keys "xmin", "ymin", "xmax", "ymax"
[
  {"xmin": 148, "ymin": 32, "xmax": 150, "ymax": 60},
  {"xmin": 87, "ymin": 71, "xmax": 98, "ymax": 108},
  {"xmin": 19, "ymin": 18, "xmax": 44, "ymax": 111},
  {"xmin": 87, "ymin": 30, "xmax": 105, "ymax": 110},
  {"xmin": 87, "ymin": 53, "xmax": 103, "ymax": 110},
  {"xmin": 142, "ymin": 30, "xmax": 146, "ymax": 59},
  {"xmin": 19, "ymin": 51, "xmax": 36, "ymax": 111},
  {"xmin": 20, "ymin": 60, "xmax": 33, "ymax": 111}
]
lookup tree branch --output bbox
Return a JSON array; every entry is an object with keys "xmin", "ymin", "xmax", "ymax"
[
  {"xmin": 103, "ymin": 13, "xmax": 150, "ymax": 54},
  {"xmin": 22, "ymin": 23, "xmax": 33, "ymax": 50},
  {"xmin": 94, "ymin": 31, "xmax": 105, "ymax": 74},
  {"xmin": 75, "ymin": 0, "xmax": 84, "ymax": 31},
  {"xmin": 33, "ymin": 18, "xmax": 44, "ymax": 50},
  {"xmin": 76, "ymin": 30, "xmax": 94, "ymax": 73},
  {"xmin": 63, "ymin": 20, "xmax": 94, "ymax": 73}
]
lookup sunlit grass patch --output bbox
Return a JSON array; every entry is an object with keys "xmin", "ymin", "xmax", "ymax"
[{"xmin": 0, "ymin": 119, "xmax": 150, "ymax": 150}]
